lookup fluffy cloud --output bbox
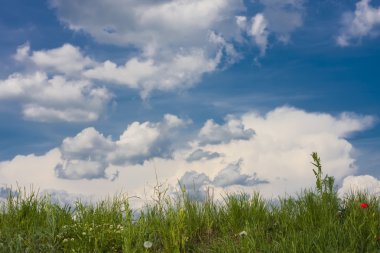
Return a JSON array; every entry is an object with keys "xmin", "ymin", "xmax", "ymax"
[
  {"xmin": 84, "ymin": 49, "xmax": 220, "ymax": 98},
  {"xmin": 0, "ymin": 107, "xmax": 375, "ymax": 207},
  {"xmin": 56, "ymin": 128, "xmax": 115, "ymax": 179},
  {"xmin": 0, "ymin": 72, "xmax": 111, "ymax": 122},
  {"xmin": 46, "ymin": 0, "xmax": 247, "ymax": 97},
  {"xmin": 337, "ymin": 0, "xmax": 380, "ymax": 46},
  {"xmin": 110, "ymin": 114, "xmax": 188, "ymax": 165},
  {"xmin": 49, "ymin": 0, "xmax": 244, "ymax": 50},
  {"xmin": 2, "ymin": 44, "xmax": 112, "ymax": 122},
  {"xmin": 338, "ymin": 175, "xmax": 380, "ymax": 197},
  {"xmin": 14, "ymin": 43, "xmax": 94, "ymax": 75},
  {"xmin": 184, "ymin": 107, "xmax": 374, "ymax": 199},
  {"xmin": 6, "ymin": 0, "xmax": 307, "ymax": 102},
  {"xmin": 55, "ymin": 114, "xmax": 188, "ymax": 180}
]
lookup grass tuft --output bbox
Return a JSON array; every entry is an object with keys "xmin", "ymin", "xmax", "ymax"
[{"xmin": 0, "ymin": 153, "xmax": 379, "ymax": 252}]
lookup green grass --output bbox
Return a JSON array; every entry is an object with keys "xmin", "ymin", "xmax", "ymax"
[{"xmin": 0, "ymin": 153, "xmax": 379, "ymax": 252}]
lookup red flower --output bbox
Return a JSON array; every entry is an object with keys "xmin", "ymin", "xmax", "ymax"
[{"xmin": 360, "ymin": 202, "xmax": 369, "ymax": 209}]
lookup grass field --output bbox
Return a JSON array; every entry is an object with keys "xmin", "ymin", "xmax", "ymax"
[{"xmin": 0, "ymin": 153, "xmax": 379, "ymax": 252}]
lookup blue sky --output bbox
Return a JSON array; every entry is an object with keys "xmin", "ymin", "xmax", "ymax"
[{"xmin": 0, "ymin": 0, "xmax": 379, "ymax": 205}]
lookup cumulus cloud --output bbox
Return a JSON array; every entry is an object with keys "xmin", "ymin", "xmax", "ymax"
[
  {"xmin": 60, "ymin": 127, "xmax": 115, "ymax": 161},
  {"xmin": 55, "ymin": 114, "xmax": 188, "ymax": 180},
  {"xmin": 49, "ymin": 0, "xmax": 244, "ymax": 50},
  {"xmin": 337, "ymin": 0, "xmax": 380, "ymax": 46},
  {"xmin": 55, "ymin": 127, "xmax": 115, "ymax": 180},
  {"xmin": 110, "ymin": 114, "xmax": 188, "ymax": 165},
  {"xmin": 6, "ymin": 0, "xmax": 307, "ymax": 102},
  {"xmin": 0, "ymin": 72, "xmax": 111, "ymax": 122},
  {"xmin": 84, "ymin": 49, "xmax": 220, "ymax": 98},
  {"xmin": 5, "ymin": 0, "xmax": 308, "ymax": 106},
  {"xmin": 45, "ymin": 0, "xmax": 247, "ymax": 97},
  {"xmin": 0, "ymin": 107, "xmax": 375, "ymax": 207},
  {"xmin": 181, "ymin": 107, "xmax": 374, "ymax": 199},
  {"xmin": 14, "ymin": 43, "xmax": 94, "ymax": 75},
  {"xmin": 56, "ymin": 160, "xmax": 110, "ymax": 181},
  {"xmin": 3, "ymin": 44, "xmax": 113, "ymax": 122},
  {"xmin": 338, "ymin": 175, "xmax": 380, "ymax": 197}
]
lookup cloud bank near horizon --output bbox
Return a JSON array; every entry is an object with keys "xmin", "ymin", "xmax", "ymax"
[
  {"xmin": 0, "ymin": 106, "xmax": 377, "ymax": 208},
  {"xmin": 0, "ymin": 0, "xmax": 379, "ymax": 209}
]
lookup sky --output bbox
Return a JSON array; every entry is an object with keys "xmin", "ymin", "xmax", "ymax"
[{"xmin": 0, "ymin": 0, "xmax": 379, "ymax": 207}]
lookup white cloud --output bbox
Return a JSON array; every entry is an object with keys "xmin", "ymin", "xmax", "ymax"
[
  {"xmin": 0, "ymin": 107, "xmax": 375, "ymax": 208},
  {"xmin": 110, "ymin": 114, "xmax": 188, "ymax": 165},
  {"xmin": 6, "ymin": 0, "xmax": 307, "ymax": 103},
  {"xmin": 84, "ymin": 49, "xmax": 220, "ymax": 98},
  {"xmin": 55, "ymin": 114, "xmax": 188, "ymax": 180},
  {"xmin": 110, "ymin": 122, "xmax": 162, "ymax": 165},
  {"xmin": 337, "ymin": 0, "xmax": 380, "ymax": 46},
  {"xmin": 14, "ymin": 43, "xmax": 94, "ymax": 75},
  {"xmin": 338, "ymin": 175, "xmax": 380, "ymax": 197},
  {"xmin": 46, "ymin": 0, "xmax": 248, "ymax": 97},
  {"xmin": 0, "ymin": 72, "xmax": 111, "ymax": 122},
  {"xmin": 60, "ymin": 127, "xmax": 115, "ymax": 161},
  {"xmin": 6, "ymin": 0, "xmax": 307, "ymax": 105},
  {"xmin": 186, "ymin": 107, "xmax": 374, "ymax": 199},
  {"xmin": 31, "ymin": 44, "xmax": 94, "ymax": 75},
  {"xmin": 49, "ymin": 0, "xmax": 244, "ymax": 50},
  {"xmin": 56, "ymin": 159, "xmax": 109, "ymax": 180}
]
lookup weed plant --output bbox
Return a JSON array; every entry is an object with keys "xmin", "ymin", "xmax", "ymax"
[{"xmin": 0, "ymin": 153, "xmax": 379, "ymax": 252}]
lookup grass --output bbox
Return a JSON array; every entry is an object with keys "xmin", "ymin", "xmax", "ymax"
[{"xmin": 0, "ymin": 153, "xmax": 379, "ymax": 252}]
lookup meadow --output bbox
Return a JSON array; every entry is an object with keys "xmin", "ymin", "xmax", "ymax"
[{"xmin": 0, "ymin": 153, "xmax": 379, "ymax": 252}]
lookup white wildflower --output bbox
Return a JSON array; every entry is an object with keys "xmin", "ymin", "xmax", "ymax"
[
  {"xmin": 239, "ymin": 230, "xmax": 248, "ymax": 237},
  {"xmin": 143, "ymin": 240, "xmax": 153, "ymax": 249}
]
